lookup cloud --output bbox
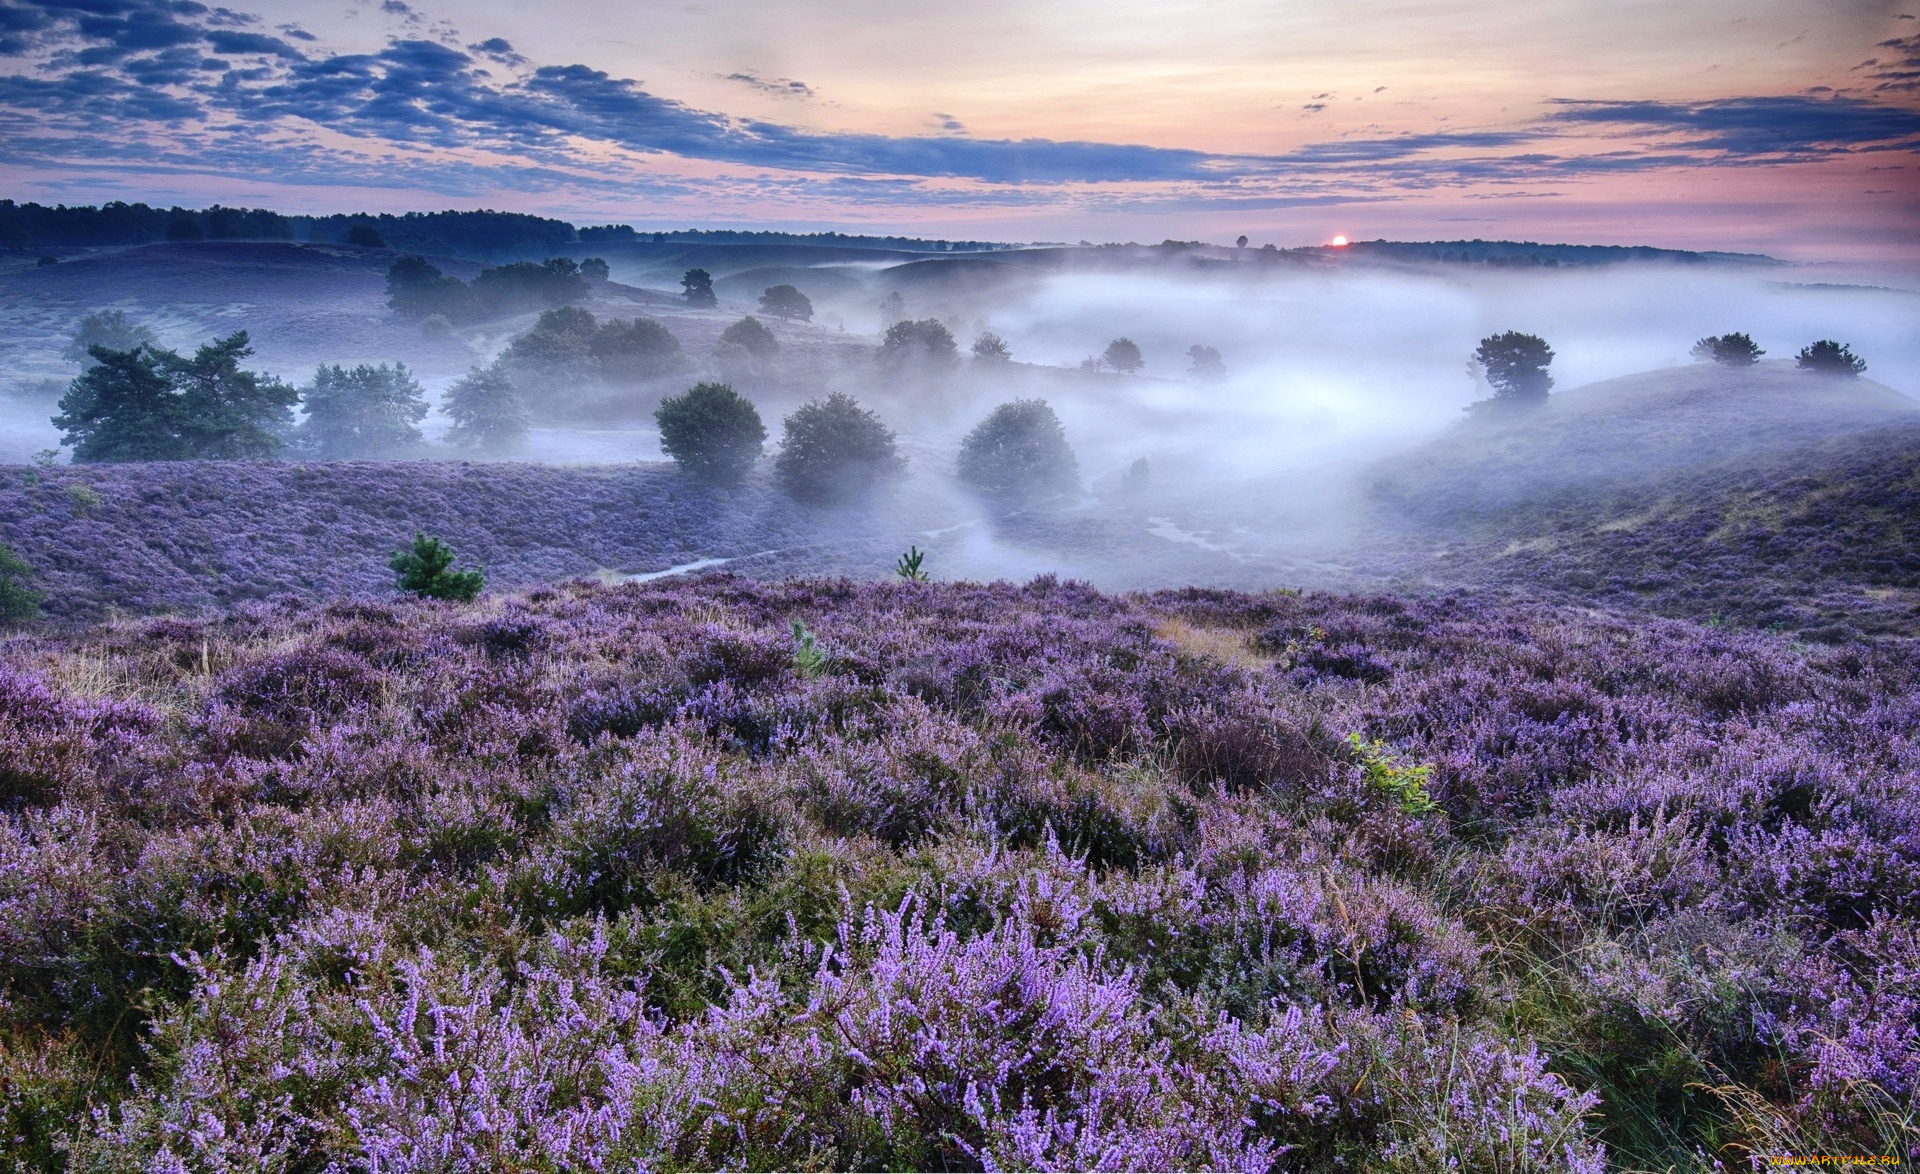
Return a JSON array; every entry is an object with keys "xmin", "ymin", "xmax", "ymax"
[
  {"xmin": 469, "ymin": 37, "xmax": 526, "ymax": 66},
  {"xmin": 1869, "ymin": 34, "xmax": 1920, "ymax": 92},
  {"xmin": 1549, "ymin": 95, "xmax": 1920, "ymax": 154},
  {"xmin": 724, "ymin": 70, "xmax": 815, "ymax": 99}
]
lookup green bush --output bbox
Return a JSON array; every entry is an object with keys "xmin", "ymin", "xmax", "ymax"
[
  {"xmin": 956, "ymin": 398, "xmax": 1079, "ymax": 506},
  {"xmin": 0, "ymin": 542, "xmax": 40, "ymax": 622},
  {"xmin": 655, "ymin": 382, "xmax": 767, "ymax": 485},
  {"xmin": 1690, "ymin": 332, "xmax": 1763, "ymax": 366},
  {"xmin": 774, "ymin": 392, "xmax": 905, "ymax": 505},
  {"xmin": 389, "ymin": 533, "xmax": 484, "ymax": 601},
  {"xmin": 1796, "ymin": 340, "xmax": 1866, "ymax": 378}
]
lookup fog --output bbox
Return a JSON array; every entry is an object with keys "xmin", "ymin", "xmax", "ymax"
[{"xmin": 5, "ymin": 247, "xmax": 1918, "ymax": 589}]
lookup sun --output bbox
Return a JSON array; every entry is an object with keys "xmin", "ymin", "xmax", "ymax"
[{"xmin": 1329, "ymin": 234, "xmax": 1350, "ymax": 247}]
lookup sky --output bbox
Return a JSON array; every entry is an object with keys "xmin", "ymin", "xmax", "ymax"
[{"xmin": 0, "ymin": 0, "xmax": 1917, "ymax": 260}]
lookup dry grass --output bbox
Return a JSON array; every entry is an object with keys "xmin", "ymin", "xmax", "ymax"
[{"xmin": 1152, "ymin": 617, "xmax": 1276, "ymax": 670}]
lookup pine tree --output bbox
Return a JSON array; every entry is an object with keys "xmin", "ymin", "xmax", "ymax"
[
  {"xmin": 443, "ymin": 363, "xmax": 529, "ymax": 452},
  {"xmin": 301, "ymin": 363, "xmax": 428, "ymax": 457},
  {"xmin": 389, "ymin": 533, "xmax": 484, "ymax": 601}
]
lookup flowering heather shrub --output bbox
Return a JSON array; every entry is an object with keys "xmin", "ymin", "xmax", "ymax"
[{"xmin": 1, "ymin": 575, "xmax": 1916, "ymax": 1166}]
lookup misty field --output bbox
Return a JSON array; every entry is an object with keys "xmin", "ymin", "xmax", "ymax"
[{"xmin": 1, "ymin": 575, "xmax": 1916, "ymax": 1168}]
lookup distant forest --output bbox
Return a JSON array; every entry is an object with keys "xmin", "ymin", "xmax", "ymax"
[
  {"xmin": 0, "ymin": 200, "xmax": 1010, "ymax": 260},
  {"xmin": 1331, "ymin": 238, "xmax": 1777, "ymax": 266}
]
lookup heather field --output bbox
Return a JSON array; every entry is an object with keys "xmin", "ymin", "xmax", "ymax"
[{"xmin": 1, "ymin": 574, "xmax": 1916, "ymax": 1169}]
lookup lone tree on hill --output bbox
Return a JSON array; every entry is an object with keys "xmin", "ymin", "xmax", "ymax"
[
  {"xmin": 63, "ymin": 311, "xmax": 156, "ymax": 369},
  {"xmin": 956, "ymin": 398, "xmax": 1080, "ymax": 506},
  {"xmin": 1691, "ymin": 333, "xmax": 1764, "ymax": 366},
  {"xmin": 655, "ymin": 381, "xmax": 767, "ymax": 485},
  {"xmin": 390, "ymin": 533, "xmax": 484, "ymax": 601},
  {"xmin": 0, "ymin": 542, "xmax": 40, "ymax": 623},
  {"xmin": 1471, "ymin": 331, "xmax": 1554, "ymax": 412},
  {"xmin": 758, "ymin": 284, "xmax": 813, "ymax": 323},
  {"xmin": 580, "ymin": 257, "xmax": 610, "ymax": 281},
  {"xmin": 300, "ymin": 362, "xmax": 428, "ymax": 458},
  {"xmin": 443, "ymin": 363, "xmax": 529, "ymax": 453},
  {"xmin": 681, "ymin": 268, "xmax": 717, "ymax": 308},
  {"xmin": 716, "ymin": 316, "xmax": 780, "ymax": 361},
  {"xmin": 1186, "ymin": 344, "xmax": 1226, "ymax": 382},
  {"xmin": 971, "ymin": 331, "xmax": 1012, "ymax": 364},
  {"xmin": 53, "ymin": 331, "xmax": 297, "ymax": 462},
  {"xmin": 775, "ymin": 392, "xmax": 905, "ymax": 505},
  {"xmin": 879, "ymin": 319, "xmax": 959, "ymax": 370},
  {"xmin": 1797, "ymin": 340, "xmax": 1867, "ymax": 378},
  {"xmin": 1102, "ymin": 337, "xmax": 1144, "ymax": 373}
]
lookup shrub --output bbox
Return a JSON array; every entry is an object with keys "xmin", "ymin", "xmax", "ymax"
[
  {"xmin": 1690, "ymin": 332, "xmax": 1763, "ymax": 366},
  {"xmin": 0, "ymin": 542, "xmax": 40, "ymax": 622},
  {"xmin": 1797, "ymin": 339, "xmax": 1867, "ymax": 377},
  {"xmin": 442, "ymin": 363, "xmax": 529, "ymax": 453},
  {"xmin": 654, "ymin": 382, "xmax": 766, "ymax": 485},
  {"xmin": 715, "ymin": 315, "xmax": 779, "ymax": 361},
  {"xmin": 388, "ymin": 532, "xmax": 484, "ymax": 601},
  {"xmin": 758, "ymin": 284, "xmax": 813, "ymax": 322},
  {"xmin": 417, "ymin": 313, "xmax": 453, "ymax": 340},
  {"xmin": 880, "ymin": 319, "xmax": 959, "ymax": 370},
  {"xmin": 955, "ymin": 398, "xmax": 1080, "ymax": 505},
  {"xmin": 1103, "ymin": 337, "xmax": 1144, "ymax": 373},
  {"xmin": 774, "ymin": 392, "xmax": 906, "ymax": 505}
]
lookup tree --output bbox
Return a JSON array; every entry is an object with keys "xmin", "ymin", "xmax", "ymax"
[
  {"xmin": 1691, "ymin": 333, "xmax": 1763, "ymax": 366},
  {"xmin": 443, "ymin": 363, "xmax": 529, "ymax": 453},
  {"xmin": 775, "ymin": 392, "xmax": 905, "ymax": 505},
  {"xmin": 591, "ymin": 317, "xmax": 686, "ymax": 383},
  {"xmin": 1797, "ymin": 340, "xmax": 1866, "ymax": 378},
  {"xmin": 1102, "ymin": 337, "xmax": 1144, "ymax": 374},
  {"xmin": 878, "ymin": 318, "xmax": 959, "ymax": 371},
  {"xmin": 347, "ymin": 223, "xmax": 386, "ymax": 248},
  {"xmin": 53, "ymin": 332, "xmax": 296, "ymax": 462},
  {"xmin": 0, "ymin": 542, "xmax": 42, "ymax": 623},
  {"xmin": 971, "ymin": 331, "xmax": 1012, "ymax": 364},
  {"xmin": 63, "ymin": 310, "xmax": 156, "ymax": 369},
  {"xmin": 758, "ymin": 284, "xmax": 813, "ymax": 323},
  {"xmin": 717, "ymin": 316, "xmax": 780, "ymax": 360},
  {"xmin": 1236, "ymin": 235, "xmax": 1249, "ymax": 249},
  {"xmin": 1120, "ymin": 457, "xmax": 1150, "ymax": 498},
  {"xmin": 655, "ymin": 381, "xmax": 767, "ymax": 485},
  {"xmin": 386, "ymin": 255, "xmax": 477, "ymax": 322},
  {"xmin": 301, "ymin": 363, "xmax": 428, "ymax": 458},
  {"xmin": 390, "ymin": 533, "xmax": 484, "ymax": 601},
  {"xmin": 165, "ymin": 216, "xmax": 202, "ymax": 242},
  {"xmin": 472, "ymin": 258, "xmax": 587, "ymax": 315},
  {"xmin": 682, "ymin": 268, "xmax": 717, "ymax": 308},
  {"xmin": 1471, "ymin": 331, "xmax": 1554, "ymax": 411},
  {"xmin": 878, "ymin": 291, "xmax": 907, "ymax": 325},
  {"xmin": 956, "ymin": 398, "xmax": 1080, "ymax": 506},
  {"xmin": 580, "ymin": 257, "xmax": 610, "ymax": 281},
  {"xmin": 1186, "ymin": 344, "xmax": 1226, "ymax": 382}
]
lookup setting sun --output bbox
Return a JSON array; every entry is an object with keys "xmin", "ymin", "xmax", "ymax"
[{"xmin": 1330, "ymin": 235, "xmax": 1350, "ymax": 247}]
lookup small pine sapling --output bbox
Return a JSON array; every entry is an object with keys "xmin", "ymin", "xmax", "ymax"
[
  {"xmin": 389, "ymin": 532, "xmax": 485, "ymax": 601},
  {"xmin": 790, "ymin": 619, "xmax": 827, "ymax": 677},
  {"xmin": 895, "ymin": 546, "xmax": 929, "ymax": 582}
]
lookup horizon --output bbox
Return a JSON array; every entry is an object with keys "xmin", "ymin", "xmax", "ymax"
[{"xmin": 1, "ymin": 1, "xmax": 1916, "ymax": 269}]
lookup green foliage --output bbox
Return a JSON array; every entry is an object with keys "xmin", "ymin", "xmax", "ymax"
[
  {"xmin": 1346, "ymin": 733, "xmax": 1438, "ymax": 816},
  {"xmin": 790, "ymin": 619, "xmax": 827, "ymax": 677},
  {"xmin": 895, "ymin": 546, "xmax": 929, "ymax": 582},
  {"xmin": 1102, "ymin": 337, "xmax": 1144, "ymax": 373},
  {"xmin": 681, "ymin": 268, "xmax": 717, "ymax": 308},
  {"xmin": 300, "ymin": 362, "xmax": 427, "ymax": 458},
  {"xmin": 497, "ymin": 308, "xmax": 686, "ymax": 417},
  {"xmin": 62, "ymin": 311, "xmax": 155, "ymax": 369},
  {"xmin": 65, "ymin": 482, "xmax": 101, "ymax": 514},
  {"xmin": 1471, "ymin": 331, "xmax": 1554, "ymax": 412},
  {"xmin": 879, "ymin": 319, "xmax": 959, "ymax": 370},
  {"xmin": 1186, "ymin": 344, "xmax": 1226, "ymax": 382},
  {"xmin": 971, "ymin": 331, "xmax": 1012, "ymax": 364},
  {"xmin": 442, "ymin": 363, "xmax": 529, "ymax": 453},
  {"xmin": 388, "ymin": 532, "xmax": 484, "ymax": 601},
  {"xmin": 758, "ymin": 284, "xmax": 813, "ymax": 322},
  {"xmin": 1690, "ymin": 332, "xmax": 1763, "ymax": 366},
  {"xmin": 580, "ymin": 257, "xmax": 610, "ymax": 281},
  {"xmin": 473, "ymin": 258, "xmax": 588, "ymax": 316},
  {"xmin": 716, "ymin": 316, "xmax": 779, "ymax": 360},
  {"xmin": 655, "ymin": 382, "xmax": 767, "ymax": 485},
  {"xmin": 0, "ymin": 542, "xmax": 40, "ymax": 622},
  {"xmin": 956, "ymin": 398, "xmax": 1080, "ymax": 506},
  {"xmin": 53, "ymin": 331, "xmax": 297, "ymax": 463},
  {"xmin": 1797, "ymin": 339, "xmax": 1866, "ymax": 378},
  {"xmin": 774, "ymin": 392, "xmax": 906, "ymax": 505}
]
